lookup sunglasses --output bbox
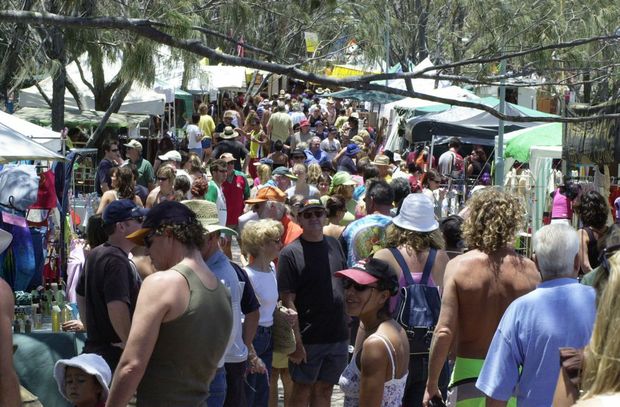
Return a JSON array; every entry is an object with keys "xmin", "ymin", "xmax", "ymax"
[
  {"xmin": 301, "ymin": 210, "xmax": 325, "ymax": 219},
  {"xmin": 157, "ymin": 177, "xmax": 168, "ymax": 181},
  {"xmin": 343, "ymin": 278, "xmax": 375, "ymax": 292}
]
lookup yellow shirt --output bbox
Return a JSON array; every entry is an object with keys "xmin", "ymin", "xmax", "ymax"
[{"xmin": 198, "ymin": 114, "xmax": 216, "ymax": 139}]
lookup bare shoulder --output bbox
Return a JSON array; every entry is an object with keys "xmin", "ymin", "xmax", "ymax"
[
  {"xmin": 447, "ymin": 249, "xmax": 538, "ymax": 283},
  {"xmin": 373, "ymin": 248, "xmax": 392, "ymax": 262},
  {"xmin": 141, "ymin": 269, "xmax": 187, "ymax": 297}
]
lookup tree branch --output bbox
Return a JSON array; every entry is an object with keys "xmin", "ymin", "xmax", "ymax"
[
  {"xmin": 65, "ymin": 74, "xmax": 85, "ymax": 110},
  {"xmin": 2, "ymin": 10, "xmax": 619, "ymax": 123},
  {"xmin": 34, "ymin": 80, "xmax": 52, "ymax": 108},
  {"xmin": 73, "ymin": 57, "xmax": 95, "ymax": 94},
  {"xmin": 191, "ymin": 25, "xmax": 278, "ymax": 60}
]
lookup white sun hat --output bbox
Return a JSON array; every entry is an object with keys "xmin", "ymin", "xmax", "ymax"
[
  {"xmin": 393, "ymin": 193, "xmax": 439, "ymax": 232},
  {"xmin": 54, "ymin": 353, "xmax": 111, "ymax": 403}
]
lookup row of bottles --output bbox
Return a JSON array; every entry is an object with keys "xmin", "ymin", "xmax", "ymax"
[{"xmin": 14, "ymin": 280, "xmax": 74, "ymax": 333}]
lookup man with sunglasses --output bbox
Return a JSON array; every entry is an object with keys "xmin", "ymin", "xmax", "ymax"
[
  {"xmin": 278, "ymin": 199, "xmax": 349, "ymax": 406},
  {"xmin": 76, "ymin": 199, "xmax": 147, "ymax": 373},
  {"xmin": 95, "ymin": 136, "xmax": 122, "ymax": 196}
]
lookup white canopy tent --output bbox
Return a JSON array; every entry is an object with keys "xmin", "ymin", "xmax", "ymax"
[
  {"xmin": 19, "ymin": 54, "xmax": 165, "ymax": 115},
  {"xmin": 0, "ymin": 109, "xmax": 61, "ymax": 151},
  {"xmin": 0, "ymin": 110, "xmax": 65, "ymax": 162}
]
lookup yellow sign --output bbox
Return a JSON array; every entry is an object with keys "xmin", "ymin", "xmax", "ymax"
[{"xmin": 305, "ymin": 32, "xmax": 319, "ymax": 53}]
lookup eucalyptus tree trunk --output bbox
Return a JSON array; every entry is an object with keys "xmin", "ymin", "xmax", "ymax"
[
  {"xmin": 46, "ymin": 0, "xmax": 66, "ymax": 130},
  {"xmin": 0, "ymin": 0, "xmax": 33, "ymax": 103}
]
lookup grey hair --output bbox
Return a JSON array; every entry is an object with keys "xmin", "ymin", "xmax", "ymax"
[
  {"xmin": 533, "ymin": 224, "xmax": 579, "ymax": 278},
  {"xmin": 310, "ymin": 136, "xmax": 321, "ymax": 144}
]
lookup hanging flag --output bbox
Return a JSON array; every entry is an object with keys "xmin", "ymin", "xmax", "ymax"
[{"xmin": 305, "ymin": 32, "xmax": 319, "ymax": 53}]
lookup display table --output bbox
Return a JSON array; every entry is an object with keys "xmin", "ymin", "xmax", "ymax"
[{"xmin": 13, "ymin": 331, "xmax": 86, "ymax": 407}]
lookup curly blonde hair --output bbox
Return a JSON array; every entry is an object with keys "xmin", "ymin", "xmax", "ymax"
[
  {"xmin": 241, "ymin": 219, "xmax": 284, "ymax": 258},
  {"xmin": 385, "ymin": 224, "xmax": 445, "ymax": 254},
  {"xmin": 307, "ymin": 163, "xmax": 322, "ymax": 185},
  {"xmin": 463, "ymin": 188, "xmax": 525, "ymax": 253},
  {"xmin": 581, "ymin": 252, "xmax": 620, "ymax": 398}
]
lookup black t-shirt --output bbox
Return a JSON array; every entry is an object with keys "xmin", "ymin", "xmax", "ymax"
[
  {"xmin": 95, "ymin": 158, "xmax": 116, "ymax": 196},
  {"xmin": 277, "ymin": 236, "xmax": 348, "ymax": 344},
  {"xmin": 76, "ymin": 243, "xmax": 141, "ymax": 346},
  {"xmin": 212, "ymin": 140, "xmax": 248, "ymax": 171}
]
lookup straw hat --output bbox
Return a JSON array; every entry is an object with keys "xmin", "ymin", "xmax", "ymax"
[
  {"xmin": 182, "ymin": 200, "xmax": 238, "ymax": 236},
  {"xmin": 220, "ymin": 126, "xmax": 239, "ymax": 139},
  {"xmin": 372, "ymin": 155, "xmax": 391, "ymax": 167}
]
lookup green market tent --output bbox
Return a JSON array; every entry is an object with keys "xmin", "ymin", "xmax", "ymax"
[
  {"xmin": 324, "ymin": 89, "xmax": 405, "ymax": 104},
  {"xmin": 504, "ymin": 122, "xmax": 562, "ymax": 162}
]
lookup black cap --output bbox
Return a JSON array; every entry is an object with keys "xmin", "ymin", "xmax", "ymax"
[
  {"xmin": 125, "ymin": 201, "xmax": 196, "ymax": 245},
  {"xmin": 102, "ymin": 199, "xmax": 148, "ymax": 225},
  {"xmin": 297, "ymin": 198, "xmax": 325, "ymax": 213},
  {"xmin": 143, "ymin": 200, "xmax": 196, "ymax": 229},
  {"xmin": 291, "ymin": 149, "xmax": 306, "ymax": 158}
]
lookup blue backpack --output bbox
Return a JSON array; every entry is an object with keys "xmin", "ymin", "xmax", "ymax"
[{"xmin": 389, "ymin": 247, "xmax": 441, "ymax": 355}]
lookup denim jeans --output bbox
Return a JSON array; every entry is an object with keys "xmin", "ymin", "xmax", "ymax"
[
  {"xmin": 245, "ymin": 326, "xmax": 273, "ymax": 407},
  {"xmin": 207, "ymin": 367, "xmax": 227, "ymax": 407}
]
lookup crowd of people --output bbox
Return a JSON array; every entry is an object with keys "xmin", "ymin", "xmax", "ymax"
[{"xmin": 2, "ymin": 89, "xmax": 620, "ymax": 407}]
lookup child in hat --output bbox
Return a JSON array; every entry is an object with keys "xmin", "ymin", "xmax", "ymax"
[{"xmin": 54, "ymin": 353, "xmax": 111, "ymax": 407}]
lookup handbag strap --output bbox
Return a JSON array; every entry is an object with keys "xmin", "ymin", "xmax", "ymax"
[
  {"xmin": 388, "ymin": 247, "xmax": 436, "ymax": 286},
  {"xmin": 388, "ymin": 247, "xmax": 414, "ymax": 286},
  {"xmin": 420, "ymin": 248, "xmax": 437, "ymax": 285}
]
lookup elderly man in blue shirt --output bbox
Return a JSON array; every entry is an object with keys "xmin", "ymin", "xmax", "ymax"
[
  {"xmin": 475, "ymin": 223, "xmax": 596, "ymax": 407},
  {"xmin": 304, "ymin": 136, "xmax": 329, "ymax": 166}
]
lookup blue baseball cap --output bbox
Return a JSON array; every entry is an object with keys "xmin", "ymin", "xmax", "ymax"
[
  {"xmin": 346, "ymin": 143, "xmax": 361, "ymax": 156},
  {"xmin": 102, "ymin": 199, "xmax": 148, "ymax": 225}
]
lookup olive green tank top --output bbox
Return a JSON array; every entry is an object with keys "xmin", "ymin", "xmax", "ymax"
[{"xmin": 137, "ymin": 263, "xmax": 233, "ymax": 406}]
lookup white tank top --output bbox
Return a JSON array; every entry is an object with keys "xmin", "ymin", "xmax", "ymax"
[{"xmin": 339, "ymin": 332, "xmax": 408, "ymax": 406}]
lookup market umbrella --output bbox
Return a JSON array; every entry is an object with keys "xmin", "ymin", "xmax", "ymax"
[
  {"xmin": 0, "ymin": 113, "xmax": 66, "ymax": 163},
  {"xmin": 504, "ymin": 122, "xmax": 562, "ymax": 162},
  {"xmin": 324, "ymin": 88, "xmax": 405, "ymax": 104}
]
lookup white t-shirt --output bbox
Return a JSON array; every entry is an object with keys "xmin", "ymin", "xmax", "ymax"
[
  {"xmin": 185, "ymin": 124, "xmax": 203, "ymax": 149},
  {"xmin": 208, "ymin": 181, "xmax": 228, "ymax": 226},
  {"xmin": 244, "ymin": 263, "xmax": 278, "ymax": 327}
]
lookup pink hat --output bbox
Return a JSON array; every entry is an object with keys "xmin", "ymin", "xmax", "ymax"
[
  {"xmin": 299, "ymin": 119, "xmax": 310, "ymax": 127},
  {"xmin": 335, "ymin": 258, "xmax": 399, "ymax": 294}
]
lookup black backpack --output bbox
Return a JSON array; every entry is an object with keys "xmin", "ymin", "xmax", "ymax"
[{"xmin": 390, "ymin": 247, "xmax": 442, "ymax": 355}]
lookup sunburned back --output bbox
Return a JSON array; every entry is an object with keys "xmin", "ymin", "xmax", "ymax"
[{"xmin": 452, "ymin": 248, "xmax": 540, "ymax": 358}]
